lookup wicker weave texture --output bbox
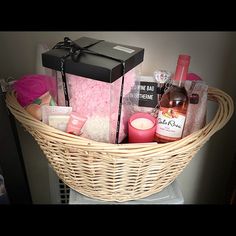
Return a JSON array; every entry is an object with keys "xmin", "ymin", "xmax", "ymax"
[{"xmin": 6, "ymin": 87, "xmax": 234, "ymax": 202}]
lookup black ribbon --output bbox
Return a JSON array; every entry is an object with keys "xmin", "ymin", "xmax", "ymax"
[{"xmin": 52, "ymin": 37, "xmax": 126, "ymax": 144}]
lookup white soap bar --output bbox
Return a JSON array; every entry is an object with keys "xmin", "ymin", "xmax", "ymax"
[
  {"xmin": 48, "ymin": 115, "xmax": 70, "ymax": 132},
  {"xmin": 41, "ymin": 105, "xmax": 72, "ymax": 125}
]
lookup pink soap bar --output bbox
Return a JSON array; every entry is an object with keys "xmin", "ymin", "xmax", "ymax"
[
  {"xmin": 25, "ymin": 91, "xmax": 56, "ymax": 120},
  {"xmin": 66, "ymin": 112, "xmax": 87, "ymax": 136}
]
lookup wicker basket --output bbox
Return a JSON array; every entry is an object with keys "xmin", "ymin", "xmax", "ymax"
[{"xmin": 5, "ymin": 87, "xmax": 234, "ymax": 202}]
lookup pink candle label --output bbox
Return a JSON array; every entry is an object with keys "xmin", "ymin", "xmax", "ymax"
[{"xmin": 131, "ymin": 118, "xmax": 154, "ymax": 130}]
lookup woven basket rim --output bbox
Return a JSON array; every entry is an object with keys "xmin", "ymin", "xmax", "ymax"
[{"xmin": 6, "ymin": 87, "xmax": 234, "ymax": 150}]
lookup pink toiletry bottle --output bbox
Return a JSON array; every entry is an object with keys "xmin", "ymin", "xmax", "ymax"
[{"xmin": 66, "ymin": 112, "xmax": 87, "ymax": 135}]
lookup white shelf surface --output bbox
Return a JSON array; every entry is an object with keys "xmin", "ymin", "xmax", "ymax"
[{"xmin": 69, "ymin": 180, "xmax": 184, "ymax": 204}]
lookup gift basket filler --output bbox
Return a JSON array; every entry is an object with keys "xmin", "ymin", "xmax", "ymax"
[{"xmin": 6, "ymin": 37, "xmax": 234, "ymax": 202}]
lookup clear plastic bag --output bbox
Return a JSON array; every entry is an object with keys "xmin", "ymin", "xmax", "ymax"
[{"xmin": 183, "ymin": 80, "xmax": 208, "ymax": 137}]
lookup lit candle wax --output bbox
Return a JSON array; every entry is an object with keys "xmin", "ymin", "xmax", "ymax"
[
  {"xmin": 128, "ymin": 112, "xmax": 157, "ymax": 143},
  {"xmin": 131, "ymin": 118, "xmax": 154, "ymax": 130}
]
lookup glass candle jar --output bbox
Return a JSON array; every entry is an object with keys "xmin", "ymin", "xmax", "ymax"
[{"xmin": 128, "ymin": 112, "xmax": 157, "ymax": 143}]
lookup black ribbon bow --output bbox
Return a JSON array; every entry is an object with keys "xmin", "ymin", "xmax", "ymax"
[{"xmin": 52, "ymin": 37, "xmax": 126, "ymax": 144}]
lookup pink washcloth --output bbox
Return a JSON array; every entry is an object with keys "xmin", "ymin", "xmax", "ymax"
[{"xmin": 13, "ymin": 74, "xmax": 57, "ymax": 107}]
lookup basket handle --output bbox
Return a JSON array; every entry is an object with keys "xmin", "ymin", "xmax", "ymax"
[{"xmin": 206, "ymin": 87, "xmax": 234, "ymax": 138}]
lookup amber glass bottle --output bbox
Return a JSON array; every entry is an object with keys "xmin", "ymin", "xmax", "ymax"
[{"xmin": 154, "ymin": 55, "xmax": 190, "ymax": 143}]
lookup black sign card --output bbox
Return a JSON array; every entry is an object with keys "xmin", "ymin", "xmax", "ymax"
[{"xmin": 138, "ymin": 81, "xmax": 157, "ymax": 108}]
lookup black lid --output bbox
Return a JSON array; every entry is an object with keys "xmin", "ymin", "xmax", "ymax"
[{"xmin": 42, "ymin": 37, "xmax": 144, "ymax": 83}]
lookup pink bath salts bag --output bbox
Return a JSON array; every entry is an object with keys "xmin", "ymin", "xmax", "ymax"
[{"xmin": 65, "ymin": 69, "xmax": 137, "ymax": 143}]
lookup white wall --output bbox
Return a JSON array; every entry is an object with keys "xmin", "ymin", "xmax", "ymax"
[{"xmin": 0, "ymin": 32, "xmax": 235, "ymax": 203}]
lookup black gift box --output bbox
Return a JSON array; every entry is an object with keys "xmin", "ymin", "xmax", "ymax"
[{"xmin": 42, "ymin": 37, "xmax": 144, "ymax": 83}]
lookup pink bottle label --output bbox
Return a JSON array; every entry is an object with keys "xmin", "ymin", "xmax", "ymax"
[{"xmin": 156, "ymin": 108, "xmax": 186, "ymax": 139}]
